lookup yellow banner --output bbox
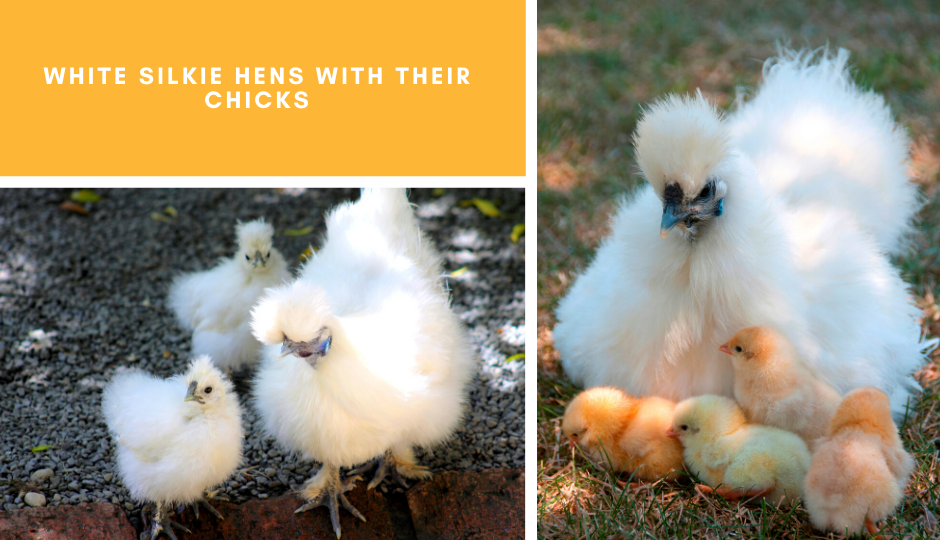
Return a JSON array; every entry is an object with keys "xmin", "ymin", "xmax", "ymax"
[{"xmin": 0, "ymin": 1, "xmax": 524, "ymax": 175}]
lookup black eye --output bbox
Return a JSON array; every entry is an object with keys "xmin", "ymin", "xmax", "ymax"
[
  {"xmin": 266, "ymin": 252, "xmax": 270, "ymax": 258},
  {"xmin": 204, "ymin": 386, "xmax": 212, "ymax": 394},
  {"xmin": 734, "ymin": 346, "xmax": 742, "ymax": 353},
  {"xmin": 681, "ymin": 425, "xmax": 688, "ymax": 431},
  {"xmin": 245, "ymin": 254, "xmax": 250, "ymax": 261},
  {"xmin": 698, "ymin": 183, "xmax": 713, "ymax": 199}
]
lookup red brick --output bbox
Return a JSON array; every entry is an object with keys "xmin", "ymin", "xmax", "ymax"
[
  {"xmin": 407, "ymin": 469, "xmax": 523, "ymax": 540},
  {"xmin": 0, "ymin": 502, "xmax": 136, "ymax": 540}
]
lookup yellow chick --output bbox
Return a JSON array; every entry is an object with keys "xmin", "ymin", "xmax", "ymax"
[
  {"xmin": 803, "ymin": 387, "xmax": 915, "ymax": 536},
  {"xmin": 669, "ymin": 395, "xmax": 810, "ymax": 504},
  {"xmin": 562, "ymin": 387, "xmax": 684, "ymax": 481},
  {"xmin": 721, "ymin": 326, "xmax": 842, "ymax": 450}
]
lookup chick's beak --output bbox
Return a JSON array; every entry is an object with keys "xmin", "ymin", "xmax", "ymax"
[
  {"xmin": 718, "ymin": 343, "xmax": 732, "ymax": 355},
  {"xmin": 184, "ymin": 381, "xmax": 202, "ymax": 403},
  {"xmin": 660, "ymin": 202, "xmax": 690, "ymax": 239},
  {"xmin": 251, "ymin": 250, "xmax": 266, "ymax": 268},
  {"xmin": 666, "ymin": 427, "xmax": 681, "ymax": 438}
]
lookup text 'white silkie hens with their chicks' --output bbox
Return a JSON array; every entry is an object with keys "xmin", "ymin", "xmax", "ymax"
[
  {"xmin": 169, "ymin": 218, "xmax": 290, "ymax": 373},
  {"xmin": 555, "ymin": 48, "xmax": 929, "ymax": 419},
  {"xmin": 102, "ymin": 356, "xmax": 244, "ymax": 540},
  {"xmin": 251, "ymin": 188, "xmax": 475, "ymax": 538}
]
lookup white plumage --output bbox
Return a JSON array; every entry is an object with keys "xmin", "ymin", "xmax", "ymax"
[
  {"xmin": 554, "ymin": 48, "xmax": 927, "ymax": 419},
  {"xmin": 168, "ymin": 219, "xmax": 290, "ymax": 372},
  {"xmin": 251, "ymin": 188, "xmax": 474, "ymax": 538},
  {"xmin": 102, "ymin": 356, "xmax": 243, "ymax": 539}
]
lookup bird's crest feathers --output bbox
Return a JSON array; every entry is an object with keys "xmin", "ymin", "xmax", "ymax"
[
  {"xmin": 236, "ymin": 219, "xmax": 275, "ymax": 254},
  {"xmin": 251, "ymin": 281, "xmax": 333, "ymax": 345},
  {"xmin": 183, "ymin": 355, "xmax": 234, "ymax": 397},
  {"xmin": 634, "ymin": 92, "xmax": 731, "ymax": 197}
]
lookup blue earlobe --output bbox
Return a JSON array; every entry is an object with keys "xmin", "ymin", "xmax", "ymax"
[
  {"xmin": 716, "ymin": 198, "xmax": 724, "ymax": 217},
  {"xmin": 317, "ymin": 336, "xmax": 332, "ymax": 356}
]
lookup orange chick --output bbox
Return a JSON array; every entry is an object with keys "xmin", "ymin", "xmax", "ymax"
[
  {"xmin": 721, "ymin": 326, "xmax": 841, "ymax": 450},
  {"xmin": 562, "ymin": 387, "xmax": 684, "ymax": 481},
  {"xmin": 803, "ymin": 387, "xmax": 915, "ymax": 536}
]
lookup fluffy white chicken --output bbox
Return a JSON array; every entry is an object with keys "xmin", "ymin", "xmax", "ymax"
[
  {"xmin": 102, "ymin": 356, "xmax": 244, "ymax": 540},
  {"xmin": 251, "ymin": 188, "xmax": 475, "ymax": 538},
  {"xmin": 168, "ymin": 218, "xmax": 290, "ymax": 372},
  {"xmin": 554, "ymin": 48, "xmax": 927, "ymax": 419}
]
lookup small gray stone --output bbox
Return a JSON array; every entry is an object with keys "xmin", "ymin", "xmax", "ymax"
[
  {"xmin": 30, "ymin": 468, "xmax": 54, "ymax": 481},
  {"xmin": 24, "ymin": 492, "xmax": 46, "ymax": 507},
  {"xmin": 103, "ymin": 473, "xmax": 114, "ymax": 482},
  {"xmin": 264, "ymin": 467, "xmax": 277, "ymax": 478}
]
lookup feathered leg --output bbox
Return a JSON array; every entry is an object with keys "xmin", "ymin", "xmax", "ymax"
[
  {"xmin": 350, "ymin": 446, "xmax": 432, "ymax": 490},
  {"xmin": 295, "ymin": 464, "xmax": 366, "ymax": 539},
  {"xmin": 149, "ymin": 502, "xmax": 191, "ymax": 540}
]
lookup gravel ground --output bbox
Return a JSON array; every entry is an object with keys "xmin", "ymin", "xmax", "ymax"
[{"xmin": 0, "ymin": 188, "xmax": 524, "ymax": 528}]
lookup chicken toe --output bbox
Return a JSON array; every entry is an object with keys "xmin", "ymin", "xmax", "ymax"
[
  {"xmin": 149, "ymin": 503, "xmax": 192, "ymax": 540},
  {"xmin": 351, "ymin": 447, "xmax": 432, "ymax": 490},
  {"xmin": 295, "ymin": 465, "xmax": 366, "ymax": 539}
]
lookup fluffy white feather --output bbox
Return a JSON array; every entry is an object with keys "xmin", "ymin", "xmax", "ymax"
[
  {"xmin": 168, "ymin": 218, "xmax": 290, "ymax": 372},
  {"xmin": 102, "ymin": 356, "xmax": 243, "ymax": 536},
  {"xmin": 555, "ymin": 48, "xmax": 926, "ymax": 419},
  {"xmin": 250, "ymin": 188, "xmax": 475, "ymax": 537},
  {"xmin": 731, "ymin": 48, "xmax": 918, "ymax": 254}
]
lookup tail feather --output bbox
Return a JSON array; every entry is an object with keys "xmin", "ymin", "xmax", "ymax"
[{"xmin": 730, "ymin": 47, "xmax": 918, "ymax": 254}]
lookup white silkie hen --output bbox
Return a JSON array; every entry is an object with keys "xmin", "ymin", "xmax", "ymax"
[
  {"xmin": 251, "ymin": 188, "xmax": 474, "ymax": 538},
  {"xmin": 554, "ymin": 48, "xmax": 928, "ymax": 420},
  {"xmin": 168, "ymin": 218, "xmax": 290, "ymax": 373},
  {"xmin": 102, "ymin": 356, "xmax": 244, "ymax": 540}
]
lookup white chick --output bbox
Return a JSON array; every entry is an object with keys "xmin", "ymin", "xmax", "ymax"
[
  {"xmin": 669, "ymin": 395, "xmax": 810, "ymax": 504},
  {"xmin": 554, "ymin": 48, "xmax": 927, "ymax": 420},
  {"xmin": 168, "ymin": 218, "xmax": 290, "ymax": 373},
  {"xmin": 102, "ymin": 356, "xmax": 244, "ymax": 540},
  {"xmin": 721, "ymin": 326, "xmax": 841, "ymax": 450},
  {"xmin": 803, "ymin": 387, "xmax": 915, "ymax": 536},
  {"xmin": 251, "ymin": 188, "xmax": 475, "ymax": 539}
]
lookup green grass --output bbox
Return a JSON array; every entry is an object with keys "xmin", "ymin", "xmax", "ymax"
[{"xmin": 538, "ymin": 0, "xmax": 940, "ymax": 538}]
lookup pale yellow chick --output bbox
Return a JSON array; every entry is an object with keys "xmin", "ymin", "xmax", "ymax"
[
  {"xmin": 669, "ymin": 395, "xmax": 810, "ymax": 504},
  {"xmin": 803, "ymin": 387, "xmax": 915, "ymax": 536},
  {"xmin": 562, "ymin": 387, "xmax": 684, "ymax": 481},
  {"xmin": 721, "ymin": 326, "xmax": 842, "ymax": 450}
]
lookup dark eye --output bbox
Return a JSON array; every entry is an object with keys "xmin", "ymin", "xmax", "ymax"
[
  {"xmin": 680, "ymin": 425, "xmax": 688, "ymax": 431},
  {"xmin": 204, "ymin": 386, "xmax": 213, "ymax": 394},
  {"xmin": 698, "ymin": 183, "xmax": 713, "ymax": 199},
  {"xmin": 571, "ymin": 433, "xmax": 578, "ymax": 439},
  {"xmin": 245, "ymin": 254, "xmax": 250, "ymax": 261},
  {"xmin": 266, "ymin": 252, "xmax": 271, "ymax": 258},
  {"xmin": 734, "ymin": 346, "xmax": 742, "ymax": 353}
]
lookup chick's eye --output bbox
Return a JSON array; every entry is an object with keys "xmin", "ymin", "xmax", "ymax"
[
  {"xmin": 204, "ymin": 386, "xmax": 213, "ymax": 394},
  {"xmin": 680, "ymin": 425, "xmax": 688, "ymax": 431},
  {"xmin": 266, "ymin": 252, "xmax": 271, "ymax": 258},
  {"xmin": 734, "ymin": 346, "xmax": 742, "ymax": 353},
  {"xmin": 245, "ymin": 254, "xmax": 250, "ymax": 261}
]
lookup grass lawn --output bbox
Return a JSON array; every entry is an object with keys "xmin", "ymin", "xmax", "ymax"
[{"xmin": 537, "ymin": 0, "xmax": 940, "ymax": 537}]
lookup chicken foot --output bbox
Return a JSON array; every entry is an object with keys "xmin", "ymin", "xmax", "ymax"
[
  {"xmin": 148, "ymin": 502, "xmax": 192, "ymax": 540},
  {"xmin": 350, "ymin": 446, "xmax": 432, "ymax": 490},
  {"xmin": 295, "ymin": 464, "xmax": 366, "ymax": 539}
]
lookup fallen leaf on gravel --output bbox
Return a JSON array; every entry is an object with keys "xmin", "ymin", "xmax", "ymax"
[
  {"xmin": 151, "ymin": 212, "xmax": 172, "ymax": 223},
  {"xmin": 299, "ymin": 245, "xmax": 318, "ymax": 261},
  {"xmin": 70, "ymin": 189, "xmax": 102, "ymax": 203},
  {"xmin": 163, "ymin": 351, "xmax": 171, "ymax": 358},
  {"xmin": 163, "ymin": 205, "xmax": 178, "ymax": 217},
  {"xmin": 283, "ymin": 226, "xmax": 314, "ymax": 236},
  {"xmin": 31, "ymin": 445, "xmax": 53, "ymax": 453},
  {"xmin": 460, "ymin": 198, "xmax": 502, "ymax": 217},
  {"xmin": 506, "ymin": 353, "xmax": 525, "ymax": 362},
  {"xmin": 433, "ymin": 188, "xmax": 446, "ymax": 196},
  {"xmin": 511, "ymin": 223, "xmax": 525, "ymax": 242},
  {"xmin": 60, "ymin": 201, "xmax": 89, "ymax": 214},
  {"xmin": 450, "ymin": 266, "xmax": 468, "ymax": 277}
]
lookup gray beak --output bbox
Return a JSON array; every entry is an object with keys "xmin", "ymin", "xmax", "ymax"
[
  {"xmin": 251, "ymin": 250, "xmax": 266, "ymax": 268},
  {"xmin": 184, "ymin": 381, "xmax": 203, "ymax": 403},
  {"xmin": 278, "ymin": 342, "xmax": 295, "ymax": 359},
  {"xmin": 660, "ymin": 202, "xmax": 690, "ymax": 239}
]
